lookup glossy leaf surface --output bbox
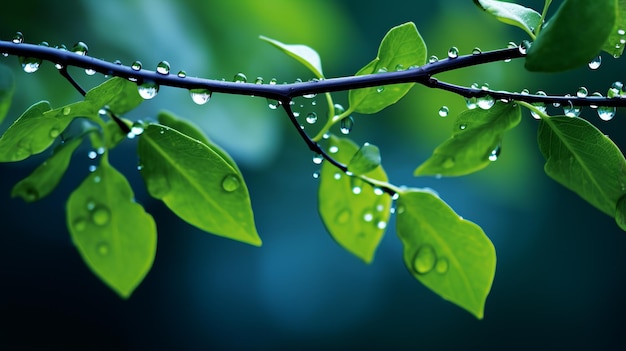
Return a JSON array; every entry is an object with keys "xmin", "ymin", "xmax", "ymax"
[
  {"xmin": 67, "ymin": 159, "xmax": 157, "ymax": 298},
  {"xmin": 12, "ymin": 138, "xmax": 82, "ymax": 202},
  {"xmin": 0, "ymin": 64, "xmax": 15, "ymax": 125},
  {"xmin": 347, "ymin": 142, "xmax": 382, "ymax": 176},
  {"xmin": 349, "ymin": 22, "xmax": 427, "ymax": 114},
  {"xmin": 525, "ymin": 0, "xmax": 616, "ymax": 71},
  {"xmin": 538, "ymin": 116, "xmax": 626, "ymax": 220},
  {"xmin": 414, "ymin": 102, "xmax": 521, "ymax": 177},
  {"xmin": 138, "ymin": 123, "xmax": 261, "ymax": 246},
  {"xmin": 318, "ymin": 136, "xmax": 391, "ymax": 263},
  {"xmin": 396, "ymin": 189, "xmax": 496, "ymax": 319},
  {"xmin": 602, "ymin": 0, "xmax": 626, "ymax": 57},
  {"xmin": 259, "ymin": 35, "xmax": 324, "ymax": 78},
  {"xmin": 473, "ymin": 0, "xmax": 541, "ymax": 37}
]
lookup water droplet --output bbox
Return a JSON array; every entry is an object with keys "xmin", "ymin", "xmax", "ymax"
[
  {"xmin": 447, "ymin": 46, "xmax": 459, "ymax": 59},
  {"xmin": 138, "ymin": 81, "xmax": 159, "ymax": 99},
  {"xmin": 85, "ymin": 68, "xmax": 96, "ymax": 76},
  {"xmin": 376, "ymin": 67, "xmax": 388, "ymax": 73},
  {"xmin": 351, "ymin": 177, "xmax": 363, "ymax": 195},
  {"xmin": 91, "ymin": 206, "xmax": 111, "ymax": 226},
  {"xmin": 435, "ymin": 258, "xmax": 449, "ymax": 274},
  {"xmin": 577, "ymin": 87, "xmax": 588, "ymax": 98},
  {"xmin": 73, "ymin": 218, "xmax": 87, "ymax": 232},
  {"xmin": 598, "ymin": 106, "xmax": 616, "ymax": 121},
  {"xmin": 459, "ymin": 124, "xmax": 467, "ymax": 130},
  {"xmin": 340, "ymin": 116, "xmax": 354, "ymax": 135},
  {"xmin": 530, "ymin": 91, "xmax": 547, "ymax": 119},
  {"xmin": 130, "ymin": 121, "xmax": 145, "ymax": 136},
  {"xmin": 329, "ymin": 145, "xmax": 339, "ymax": 154},
  {"xmin": 312, "ymin": 154, "xmax": 323, "ymax": 165},
  {"xmin": 97, "ymin": 242, "xmax": 110, "ymax": 255},
  {"xmin": 589, "ymin": 55, "xmax": 602, "ymax": 70},
  {"xmin": 269, "ymin": 78, "xmax": 277, "ymax": 85},
  {"xmin": 88, "ymin": 150, "xmax": 98, "ymax": 159},
  {"xmin": 335, "ymin": 209, "xmax": 351, "ymax": 224},
  {"xmin": 86, "ymin": 200, "xmax": 96, "ymax": 211},
  {"xmin": 88, "ymin": 165, "xmax": 97, "ymax": 172},
  {"xmin": 562, "ymin": 98, "xmax": 580, "ymax": 117},
  {"xmin": 394, "ymin": 64, "xmax": 405, "ymax": 71},
  {"xmin": 131, "ymin": 61, "xmax": 143, "ymax": 70},
  {"xmin": 477, "ymin": 95, "xmax": 495, "ymax": 110},
  {"xmin": 438, "ymin": 106, "xmax": 449, "ymax": 117},
  {"xmin": 465, "ymin": 97, "xmax": 477, "ymax": 109},
  {"xmin": 376, "ymin": 86, "xmax": 385, "ymax": 93},
  {"xmin": 222, "ymin": 174, "xmax": 241, "ymax": 192},
  {"xmin": 619, "ymin": 29, "xmax": 626, "ymax": 36},
  {"xmin": 312, "ymin": 170, "xmax": 320, "ymax": 179},
  {"xmin": 49, "ymin": 128, "xmax": 60, "ymax": 138},
  {"xmin": 233, "ymin": 72, "xmax": 247, "ymax": 83},
  {"xmin": 62, "ymin": 106, "xmax": 71, "ymax": 116},
  {"xmin": 472, "ymin": 47, "xmax": 481, "ymax": 55},
  {"xmin": 177, "ymin": 70, "xmax": 187, "ymax": 78},
  {"xmin": 589, "ymin": 92, "xmax": 603, "ymax": 108},
  {"xmin": 19, "ymin": 56, "xmax": 41, "ymax": 73},
  {"xmin": 413, "ymin": 245, "xmax": 437, "ymax": 274},
  {"xmin": 156, "ymin": 60, "xmax": 170, "ymax": 75},
  {"xmin": 442, "ymin": 157, "xmax": 455, "ymax": 169},
  {"xmin": 305, "ymin": 112, "xmax": 318, "ymax": 124},
  {"xmin": 428, "ymin": 55, "xmax": 439, "ymax": 63},
  {"xmin": 146, "ymin": 174, "xmax": 170, "ymax": 198},
  {"xmin": 518, "ymin": 40, "xmax": 531, "ymax": 54},
  {"xmin": 190, "ymin": 89, "xmax": 212, "ymax": 105},
  {"xmin": 376, "ymin": 221, "xmax": 387, "ymax": 230},
  {"xmin": 12, "ymin": 31, "xmax": 24, "ymax": 44},
  {"xmin": 488, "ymin": 145, "xmax": 501, "ymax": 161},
  {"xmin": 71, "ymin": 41, "xmax": 88, "ymax": 56},
  {"xmin": 333, "ymin": 172, "xmax": 341, "ymax": 180},
  {"xmin": 373, "ymin": 187, "xmax": 384, "ymax": 196}
]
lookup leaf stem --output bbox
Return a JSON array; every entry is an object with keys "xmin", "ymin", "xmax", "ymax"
[{"xmin": 534, "ymin": 0, "xmax": 552, "ymax": 37}]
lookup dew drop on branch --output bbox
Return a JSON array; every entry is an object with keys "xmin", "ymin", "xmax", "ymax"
[
  {"xmin": 138, "ymin": 81, "xmax": 159, "ymax": 99},
  {"xmin": 312, "ymin": 154, "xmax": 323, "ymax": 165},
  {"xmin": 340, "ymin": 116, "xmax": 354, "ymax": 135},
  {"xmin": 589, "ymin": 55, "xmax": 602, "ymax": 70},
  {"xmin": 71, "ymin": 42, "xmax": 88, "ymax": 56},
  {"xmin": 428, "ymin": 55, "xmax": 439, "ymax": 63},
  {"xmin": 156, "ymin": 60, "xmax": 170, "ymax": 75},
  {"xmin": 12, "ymin": 31, "xmax": 24, "ymax": 44},
  {"xmin": 598, "ymin": 106, "xmax": 616, "ymax": 121},
  {"xmin": 19, "ymin": 56, "xmax": 41, "ymax": 73},
  {"xmin": 131, "ymin": 61, "xmax": 142, "ymax": 71},
  {"xmin": 477, "ymin": 95, "xmax": 495, "ymax": 110},
  {"xmin": 577, "ymin": 87, "xmax": 588, "ymax": 98},
  {"xmin": 177, "ymin": 70, "xmax": 187, "ymax": 78},
  {"xmin": 472, "ymin": 47, "xmax": 481, "ymax": 55},
  {"xmin": 447, "ymin": 46, "xmax": 459, "ymax": 59},
  {"xmin": 189, "ymin": 89, "xmax": 212, "ymax": 105},
  {"xmin": 531, "ymin": 91, "xmax": 547, "ymax": 119},
  {"xmin": 233, "ymin": 72, "xmax": 247, "ymax": 83}
]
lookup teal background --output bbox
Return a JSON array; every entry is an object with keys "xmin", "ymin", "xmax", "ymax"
[{"xmin": 1, "ymin": 0, "xmax": 626, "ymax": 349}]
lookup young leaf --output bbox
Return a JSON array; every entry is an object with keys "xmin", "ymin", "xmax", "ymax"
[
  {"xmin": 85, "ymin": 77, "xmax": 144, "ymax": 114},
  {"xmin": 318, "ymin": 135, "xmax": 391, "ymax": 263},
  {"xmin": 349, "ymin": 22, "xmax": 427, "ymax": 114},
  {"xmin": 538, "ymin": 116, "xmax": 626, "ymax": 220},
  {"xmin": 0, "ymin": 101, "xmax": 65, "ymax": 162},
  {"xmin": 414, "ymin": 102, "xmax": 521, "ymax": 177},
  {"xmin": 11, "ymin": 138, "xmax": 82, "ymax": 202},
  {"xmin": 259, "ymin": 36, "xmax": 324, "ymax": 78},
  {"xmin": 66, "ymin": 158, "xmax": 157, "ymax": 298},
  {"xmin": 138, "ymin": 123, "xmax": 261, "ymax": 246},
  {"xmin": 156, "ymin": 110, "xmax": 239, "ymax": 172},
  {"xmin": 347, "ymin": 142, "xmax": 382, "ymax": 176},
  {"xmin": 0, "ymin": 64, "xmax": 15, "ymax": 125},
  {"xmin": 472, "ymin": 0, "xmax": 542, "ymax": 38},
  {"xmin": 396, "ymin": 188, "xmax": 496, "ymax": 319},
  {"xmin": 601, "ymin": 0, "xmax": 626, "ymax": 58},
  {"xmin": 525, "ymin": 0, "xmax": 616, "ymax": 72}
]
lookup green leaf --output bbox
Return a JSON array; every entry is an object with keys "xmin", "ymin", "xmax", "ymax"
[
  {"xmin": 67, "ymin": 158, "xmax": 157, "ymax": 298},
  {"xmin": 0, "ymin": 64, "xmax": 15, "ymax": 125},
  {"xmin": 347, "ymin": 142, "xmax": 382, "ymax": 176},
  {"xmin": 138, "ymin": 123, "xmax": 261, "ymax": 246},
  {"xmin": 11, "ymin": 138, "xmax": 82, "ymax": 202},
  {"xmin": 0, "ymin": 101, "xmax": 70, "ymax": 162},
  {"xmin": 156, "ymin": 110, "xmax": 239, "ymax": 172},
  {"xmin": 601, "ymin": 0, "xmax": 626, "ymax": 58},
  {"xmin": 414, "ymin": 102, "xmax": 521, "ymax": 177},
  {"xmin": 259, "ymin": 35, "xmax": 324, "ymax": 78},
  {"xmin": 349, "ymin": 22, "xmax": 427, "ymax": 114},
  {"xmin": 85, "ymin": 77, "xmax": 143, "ymax": 114},
  {"xmin": 318, "ymin": 135, "xmax": 391, "ymax": 263},
  {"xmin": 473, "ymin": 0, "xmax": 542, "ymax": 37},
  {"xmin": 538, "ymin": 116, "xmax": 626, "ymax": 219},
  {"xmin": 396, "ymin": 188, "xmax": 496, "ymax": 319},
  {"xmin": 616, "ymin": 195, "xmax": 626, "ymax": 231},
  {"xmin": 525, "ymin": 0, "xmax": 617, "ymax": 72}
]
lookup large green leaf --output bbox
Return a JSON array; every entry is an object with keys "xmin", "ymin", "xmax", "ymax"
[
  {"xmin": 67, "ymin": 158, "xmax": 157, "ymax": 298},
  {"xmin": 0, "ymin": 64, "xmax": 15, "ymax": 125},
  {"xmin": 259, "ymin": 35, "xmax": 324, "ymax": 78},
  {"xmin": 396, "ymin": 188, "xmax": 496, "ymax": 319},
  {"xmin": 525, "ymin": 0, "xmax": 616, "ymax": 72},
  {"xmin": 601, "ymin": 0, "xmax": 626, "ymax": 58},
  {"xmin": 473, "ymin": 0, "xmax": 542, "ymax": 37},
  {"xmin": 414, "ymin": 102, "xmax": 521, "ymax": 177},
  {"xmin": 138, "ymin": 123, "xmax": 261, "ymax": 246},
  {"xmin": 349, "ymin": 22, "xmax": 427, "ymax": 114},
  {"xmin": 12, "ymin": 138, "xmax": 82, "ymax": 202},
  {"xmin": 318, "ymin": 135, "xmax": 391, "ymax": 263},
  {"xmin": 538, "ymin": 116, "xmax": 626, "ymax": 220},
  {"xmin": 157, "ymin": 110, "xmax": 239, "ymax": 172},
  {"xmin": 85, "ymin": 77, "xmax": 143, "ymax": 115}
]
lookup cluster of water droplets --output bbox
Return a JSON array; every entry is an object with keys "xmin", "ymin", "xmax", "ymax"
[
  {"xmin": 412, "ymin": 244, "xmax": 449, "ymax": 275},
  {"xmin": 613, "ymin": 28, "xmax": 626, "ymax": 58},
  {"xmin": 465, "ymin": 83, "xmax": 495, "ymax": 110}
]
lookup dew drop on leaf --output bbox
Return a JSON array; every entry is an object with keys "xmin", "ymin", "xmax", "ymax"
[
  {"xmin": 597, "ymin": 106, "xmax": 616, "ymax": 121},
  {"xmin": 447, "ymin": 46, "xmax": 459, "ymax": 59},
  {"xmin": 147, "ymin": 174, "xmax": 171, "ymax": 199},
  {"xmin": 488, "ymin": 145, "xmax": 501, "ymax": 162},
  {"xmin": 335, "ymin": 209, "xmax": 351, "ymax": 224},
  {"xmin": 97, "ymin": 242, "xmax": 110, "ymax": 256},
  {"xmin": 376, "ymin": 221, "xmax": 387, "ymax": 230},
  {"xmin": 589, "ymin": 55, "xmax": 602, "ymax": 70},
  {"xmin": 156, "ymin": 60, "xmax": 170, "ymax": 75},
  {"xmin": 333, "ymin": 172, "xmax": 341, "ymax": 180},
  {"xmin": 329, "ymin": 145, "xmax": 339, "ymax": 154},
  {"xmin": 442, "ymin": 157, "xmax": 455, "ymax": 169},
  {"xmin": 71, "ymin": 41, "xmax": 88, "ymax": 56},
  {"xmin": 340, "ymin": 116, "xmax": 354, "ymax": 135},
  {"xmin": 362, "ymin": 211, "xmax": 374, "ymax": 222},
  {"xmin": 413, "ymin": 245, "xmax": 437, "ymax": 274},
  {"xmin": 73, "ymin": 218, "xmax": 87, "ymax": 232},
  {"xmin": 138, "ymin": 81, "xmax": 159, "ymax": 99},
  {"xmin": 438, "ymin": 106, "xmax": 449, "ymax": 117},
  {"xmin": 91, "ymin": 206, "xmax": 111, "ymax": 226},
  {"xmin": 131, "ymin": 61, "xmax": 142, "ymax": 71},
  {"xmin": 435, "ymin": 257, "xmax": 449, "ymax": 274},
  {"xmin": 190, "ymin": 89, "xmax": 212, "ymax": 105},
  {"xmin": 233, "ymin": 72, "xmax": 247, "ymax": 83},
  {"xmin": 376, "ymin": 86, "xmax": 385, "ymax": 93},
  {"xmin": 306, "ymin": 112, "xmax": 318, "ymax": 124},
  {"xmin": 85, "ymin": 68, "xmax": 96, "ymax": 76},
  {"xmin": 49, "ymin": 128, "xmax": 60, "ymax": 138},
  {"xmin": 221, "ymin": 174, "xmax": 241, "ymax": 192},
  {"xmin": 62, "ymin": 106, "xmax": 71, "ymax": 116}
]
